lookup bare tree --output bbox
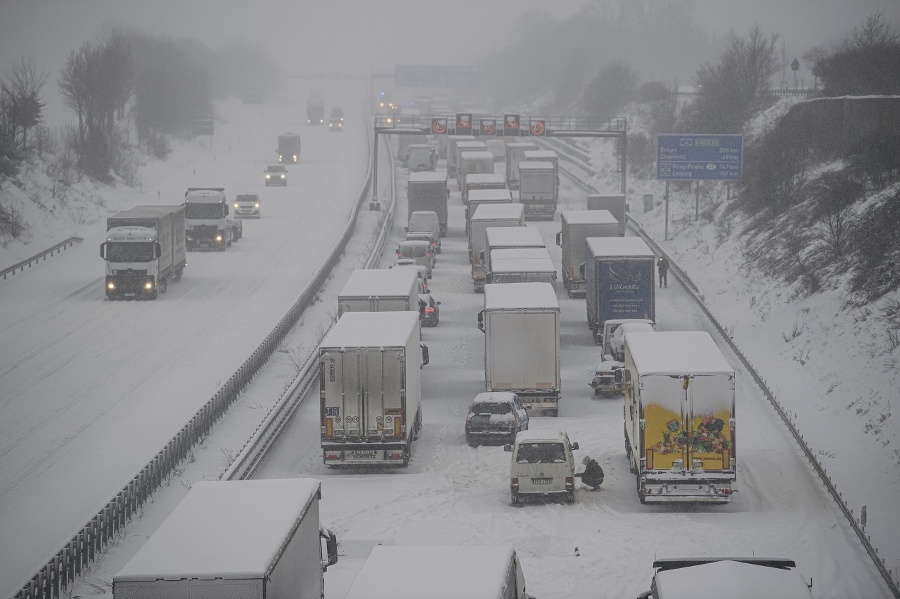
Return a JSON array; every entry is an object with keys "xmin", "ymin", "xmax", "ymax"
[
  {"xmin": 58, "ymin": 42, "xmax": 93, "ymax": 149},
  {"xmin": 1, "ymin": 57, "xmax": 47, "ymax": 153}
]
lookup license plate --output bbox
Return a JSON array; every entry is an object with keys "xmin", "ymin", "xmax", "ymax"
[
  {"xmin": 531, "ymin": 478, "xmax": 552, "ymax": 484},
  {"xmin": 352, "ymin": 450, "xmax": 377, "ymax": 459}
]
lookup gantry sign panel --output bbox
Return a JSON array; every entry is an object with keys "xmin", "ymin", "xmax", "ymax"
[{"xmin": 374, "ymin": 114, "xmax": 626, "ymax": 138}]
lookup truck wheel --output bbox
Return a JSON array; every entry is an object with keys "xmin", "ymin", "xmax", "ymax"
[
  {"xmin": 547, "ymin": 408, "xmax": 559, "ymax": 417},
  {"xmin": 511, "ymin": 491, "xmax": 521, "ymax": 507},
  {"xmin": 174, "ymin": 269, "xmax": 183, "ymax": 282},
  {"xmin": 636, "ymin": 473, "xmax": 647, "ymax": 504},
  {"xmin": 158, "ymin": 279, "xmax": 168, "ymax": 294},
  {"xmin": 566, "ymin": 491, "xmax": 576, "ymax": 504}
]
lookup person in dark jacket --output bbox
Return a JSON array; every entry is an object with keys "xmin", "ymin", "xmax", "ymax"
[
  {"xmin": 657, "ymin": 255, "xmax": 670, "ymax": 288},
  {"xmin": 580, "ymin": 456, "xmax": 605, "ymax": 490}
]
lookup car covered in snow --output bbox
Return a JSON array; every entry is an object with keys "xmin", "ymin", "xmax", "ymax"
[
  {"xmin": 591, "ymin": 358, "xmax": 624, "ymax": 395},
  {"xmin": 465, "ymin": 392, "xmax": 529, "ymax": 446}
]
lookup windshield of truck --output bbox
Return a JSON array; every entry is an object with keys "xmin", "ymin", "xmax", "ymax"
[
  {"xmin": 185, "ymin": 203, "xmax": 224, "ymax": 219},
  {"xmin": 106, "ymin": 242, "xmax": 154, "ymax": 262},
  {"xmin": 516, "ymin": 442, "xmax": 566, "ymax": 464},
  {"xmin": 472, "ymin": 402, "xmax": 511, "ymax": 415}
]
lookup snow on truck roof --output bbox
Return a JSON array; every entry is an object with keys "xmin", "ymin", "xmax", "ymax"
[
  {"xmin": 490, "ymin": 257, "xmax": 556, "ymax": 273},
  {"xmin": 408, "ymin": 171, "xmax": 447, "ymax": 183},
  {"xmin": 491, "ymin": 247, "xmax": 552, "ymax": 261},
  {"xmin": 339, "ymin": 268, "xmax": 417, "ymax": 298},
  {"xmin": 485, "ymin": 226, "xmax": 545, "ymax": 246},
  {"xmin": 344, "ymin": 545, "xmax": 518, "ymax": 599},
  {"xmin": 460, "ymin": 150, "xmax": 495, "ymax": 160},
  {"xmin": 471, "ymin": 203, "xmax": 522, "ymax": 221},
  {"xmin": 322, "ymin": 311, "xmax": 420, "ymax": 348},
  {"xmin": 625, "ymin": 331, "xmax": 734, "ymax": 375},
  {"xmin": 466, "ymin": 173, "xmax": 506, "ymax": 185},
  {"xmin": 114, "ymin": 479, "xmax": 321, "ymax": 581},
  {"xmin": 586, "ymin": 236, "xmax": 654, "ymax": 257},
  {"xmin": 653, "ymin": 559, "xmax": 813, "ymax": 599},
  {"xmin": 561, "ymin": 209, "xmax": 619, "ymax": 225},
  {"xmin": 483, "ymin": 282, "xmax": 559, "ymax": 311},
  {"xmin": 517, "ymin": 161, "xmax": 554, "ymax": 170}
]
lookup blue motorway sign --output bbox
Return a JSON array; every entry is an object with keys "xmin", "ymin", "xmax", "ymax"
[
  {"xmin": 395, "ymin": 65, "xmax": 480, "ymax": 88},
  {"xmin": 657, "ymin": 134, "xmax": 742, "ymax": 181}
]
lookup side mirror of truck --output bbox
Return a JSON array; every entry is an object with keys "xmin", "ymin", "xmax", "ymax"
[
  {"xmin": 421, "ymin": 343, "xmax": 429, "ymax": 367},
  {"xmin": 571, "ymin": 442, "xmax": 579, "ymax": 451},
  {"xmin": 477, "ymin": 310, "xmax": 485, "ymax": 333},
  {"xmin": 99, "ymin": 243, "xmax": 106, "ymax": 259},
  {"xmin": 504, "ymin": 444, "xmax": 513, "ymax": 452},
  {"xmin": 579, "ymin": 263, "xmax": 586, "ymax": 278},
  {"xmin": 154, "ymin": 242, "xmax": 162, "ymax": 259},
  {"xmin": 555, "ymin": 231, "xmax": 562, "ymax": 247},
  {"xmin": 320, "ymin": 528, "xmax": 338, "ymax": 568}
]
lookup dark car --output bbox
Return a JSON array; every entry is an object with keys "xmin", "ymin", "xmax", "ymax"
[
  {"xmin": 418, "ymin": 293, "xmax": 440, "ymax": 327},
  {"xmin": 465, "ymin": 392, "xmax": 529, "ymax": 446}
]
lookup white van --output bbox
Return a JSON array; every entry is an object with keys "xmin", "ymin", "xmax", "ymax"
[
  {"xmin": 505, "ymin": 429, "xmax": 579, "ymax": 505},
  {"xmin": 344, "ymin": 545, "xmax": 535, "ymax": 599},
  {"xmin": 396, "ymin": 239, "xmax": 434, "ymax": 277}
]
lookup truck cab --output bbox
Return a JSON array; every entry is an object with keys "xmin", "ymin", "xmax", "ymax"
[{"xmin": 184, "ymin": 188, "xmax": 242, "ymax": 251}]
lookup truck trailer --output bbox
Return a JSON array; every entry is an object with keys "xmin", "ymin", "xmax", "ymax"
[
  {"xmin": 453, "ymin": 140, "xmax": 487, "ymax": 183},
  {"xmin": 469, "ymin": 203, "xmax": 525, "ymax": 291},
  {"xmin": 584, "ymin": 236, "xmax": 656, "ymax": 345},
  {"xmin": 407, "ymin": 171, "xmax": 449, "ymax": 235},
  {"xmin": 504, "ymin": 142, "xmax": 538, "ymax": 190},
  {"xmin": 556, "ymin": 210, "xmax": 620, "ymax": 297},
  {"xmin": 465, "ymin": 187, "xmax": 513, "ymax": 234},
  {"xmin": 446, "ymin": 135, "xmax": 476, "ymax": 178},
  {"xmin": 184, "ymin": 187, "xmax": 242, "ymax": 251},
  {"xmin": 112, "ymin": 479, "xmax": 338, "ymax": 599},
  {"xmin": 518, "ymin": 161, "xmax": 558, "ymax": 220},
  {"xmin": 277, "ymin": 133, "xmax": 301, "ymax": 163},
  {"xmin": 462, "ymin": 172, "xmax": 506, "ymax": 206},
  {"xmin": 101, "ymin": 205, "xmax": 187, "ymax": 300},
  {"xmin": 338, "ymin": 268, "xmax": 419, "ymax": 317},
  {"xmin": 458, "ymin": 150, "xmax": 495, "ymax": 192},
  {"xmin": 481, "ymin": 225, "xmax": 546, "ymax": 278},
  {"xmin": 320, "ymin": 311, "xmax": 426, "ymax": 467},
  {"xmin": 619, "ymin": 331, "xmax": 736, "ymax": 504},
  {"xmin": 587, "ymin": 194, "xmax": 627, "ymax": 236},
  {"xmin": 479, "ymin": 282, "xmax": 561, "ymax": 415}
]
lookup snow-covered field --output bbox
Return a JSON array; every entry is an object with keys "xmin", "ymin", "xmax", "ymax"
[{"xmin": 1, "ymin": 93, "xmax": 897, "ymax": 598}]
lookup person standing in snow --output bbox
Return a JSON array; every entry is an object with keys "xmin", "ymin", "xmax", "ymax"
[{"xmin": 657, "ymin": 256, "xmax": 670, "ymax": 288}]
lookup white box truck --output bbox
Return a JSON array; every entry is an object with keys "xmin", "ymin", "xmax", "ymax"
[
  {"xmin": 446, "ymin": 135, "xmax": 476, "ymax": 178},
  {"xmin": 478, "ymin": 282, "xmax": 561, "ymax": 415},
  {"xmin": 453, "ymin": 140, "xmax": 487, "ymax": 184},
  {"xmin": 338, "ymin": 268, "xmax": 419, "ymax": 317},
  {"xmin": 637, "ymin": 557, "xmax": 813, "ymax": 599},
  {"xmin": 556, "ymin": 210, "xmax": 620, "ymax": 297},
  {"xmin": 518, "ymin": 161, "xmax": 558, "ymax": 220},
  {"xmin": 587, "ymin": 194, "xmax": 627, "ymax": 236},
  {"xmin": 584, "ymin": 236, "xmax": 656, "ymax": 346},
  {"xmin": 469, "ymin": 203, "xmax": 525, "ymax": 291},
  {"xmin": 407, "ymin": 171, "xmax": 449, "ymax": 235},
  {"xmin": 344, "ymin": 545, "xmax": 535, "ymax": 599},
  {"xmin": 488, "ymin": 254, "xmax": 557, "ymax": 285},
  {"xmin": 462, "ymin": 171, "xmax": 506, "ymax": 205},
  {"xmin": 505, "ymin": 141, "xmax": 538, "ymax": 189},
  {"xmin": 465, "ymin": 188, "xmax": 513, "ymax": 232},
  {"xmin": 101, "ymin": 205, "xmax": 187, "ymax": 300},
  {"xmin": 482, "ymin": 225, "xmax": 546, "ymax": 277},
  {"xmin": 112, "ymin": 479, "xmax": 338, "ymax": 599},
  {"xmin": 458, "ymin": 149, "xmax": 495, "ymax": 192},
  {"xmin": 320, "ymin": 311, "xmax": 426, "ymax": 467},
  {"xmin": 619, "ymin": 331, "xmax": 736, "ymax": 504}
]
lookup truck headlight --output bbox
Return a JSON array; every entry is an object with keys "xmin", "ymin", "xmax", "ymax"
[
  {"xmin": 144, "ymin": 281, "xmax": 154, "ymax": 291},
  {"xmin": 292, "ymin": 154, "xmax": 297, "ymax": 161},
  {"xmin": 280, "ymin": 174, "xmax": 285, "ymax": 179},
  {"xmin": 216, "ymin": 234, "xmax": 223, "ymax": 242},
  {"xmin": 107, "ymin": 282, "xmax": 116, "ymax": 290},
  {"xmin": 266, "ymin": 174, "xmax": 271, "ymax": 179}
]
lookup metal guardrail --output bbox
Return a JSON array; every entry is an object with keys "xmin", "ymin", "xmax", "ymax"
[
  {"xmin": 557, "ymin": 139, "xmax": 899, "ymax": 598},
  {"xmin": 0, "ymin": 237, "xmax": 83, "ymax": 281},
  {"xmin": 12, "ymin": 113, "xmax": 379, "ymax": 599}
]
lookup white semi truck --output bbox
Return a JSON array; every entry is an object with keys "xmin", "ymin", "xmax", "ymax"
[
  {"xmin": 101, "ymin": 205, "xmax": 187, "ymax": 300},
  {"xmin": 337, "ymin": 268, "xmax": 419, "ymax": 317},
  {"xmin": 458, "ymin": 150, "xmax": 495, "ymax": 192},
  {"xmin": 518, "ymin": 161, "xmax": 558, "ymax": 220},
  {"xmin": 320, "ymin": 311, "xmax": 427, "ymax": 467},
  {"xmin": 587, "ymin": 194, "xmax": 627, "ymax": 236},
  {"xmin": 183, "ymin": 187, "xmax": 242, "ymax": 251},
  {"xmin": 468, "ymin": 203, "xmax": 525, "ymax": 292},
  {"xmin": 478, "ymin": 282, "xmax": 561, "ymax": 416},
  {"xmin": 556, "ymin": 209, "xmax": 620, "ymax": 297},
  {"xmin": 462, "ymin": 172, "xmax": 506, "ymax": 206},
  {"xmin": 504, "ymin": 141, "xmax": 538, "ymax": 189},
  {"xmin": 112, "ymin": 479, "xmax": 338, "ymax": 599},
  {"xmin": 619, "ymin": 331, "xmax": 737, "ymax": 504},
  {"xmin": 481, "ymin": 225, "xmax": 546, "ymax": 278},
  {"xmin": 407, "ymin": 171, "xmax": 449, "ymax": 235},
  {"xmin": 453, "ymin": 140, "xmax": 487, "ymax": 185}
]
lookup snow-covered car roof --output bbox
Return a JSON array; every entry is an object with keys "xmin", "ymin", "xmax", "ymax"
[{"xmin": 471, "ymin": 391, "xmax": 518, "ymax": 404}]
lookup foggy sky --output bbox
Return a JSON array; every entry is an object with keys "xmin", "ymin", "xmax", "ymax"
[{"xmin": 1, "ymin": 0, "xmax": 898, "ymax": 128}]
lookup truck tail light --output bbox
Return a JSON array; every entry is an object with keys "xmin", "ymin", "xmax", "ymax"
[
  {"xmin": 511, "ymin": 477, "xmax": 519, "ymax": 491},
  {"xmin": 424, "ymin": 306, "xmax": 434, "ymax": 314},
  {"xmin": 387, "ymin": 451, "xmax": 403, "ymax": 460},
  {"xmin": 565, "ymin": 477, "xmax": 574, "ymax": 491},
  {"xmin": 324, "ymin": 451, "xmax": 341, "ymax": 461}
]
